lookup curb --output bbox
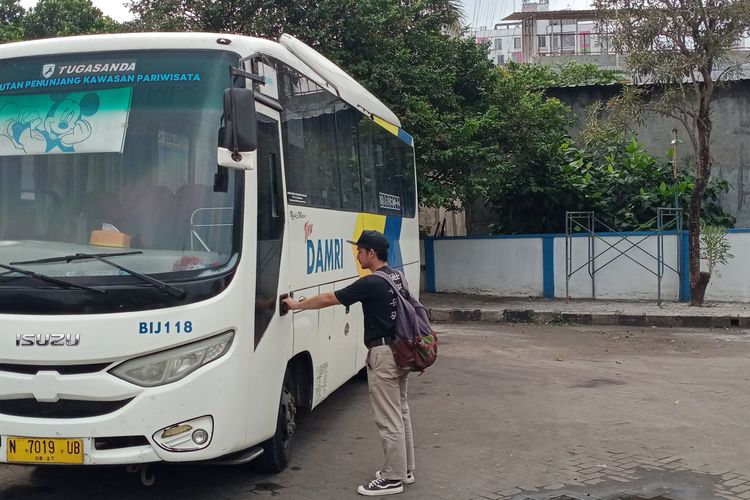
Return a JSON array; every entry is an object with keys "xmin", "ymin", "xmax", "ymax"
[{"xmin": 427, "ymin": 308, "xmax": 750, "ymax": 329}]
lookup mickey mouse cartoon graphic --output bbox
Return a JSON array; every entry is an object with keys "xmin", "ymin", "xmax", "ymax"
[{"xmin": 0, "ymin": 92, "xmax": 100, "ymax": 154}]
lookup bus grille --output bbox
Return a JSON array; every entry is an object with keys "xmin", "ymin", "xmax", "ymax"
[
  {"xmin": 0, "ymin": 398, "xmax": 134, "ymax": 419},
  {"xmin": 0, "ymin": 363, "xmax": 111, "ymax": 375}
]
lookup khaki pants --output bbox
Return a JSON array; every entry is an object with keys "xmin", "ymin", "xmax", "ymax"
[{"xmin": 366, "ymin": 344, "xmax": 415, "ymax": 482}]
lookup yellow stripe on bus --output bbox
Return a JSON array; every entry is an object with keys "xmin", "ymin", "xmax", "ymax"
[
  {"xmin": 352, "ymin": 213, "xmax": 386, "ymax": 275},
  {"xmin": 373, "ymin": 115, "xmax": 400, "ymax": 137}
]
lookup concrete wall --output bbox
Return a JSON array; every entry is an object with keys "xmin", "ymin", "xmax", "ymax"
[
  {"xmin": 431, "ymin": 236, "xmax": 544, "ymax": 296},
  {"xmin": 707, "ymin": 232, "xmax": 750, "ymax": 300},
  {"xmin": 423, "ymin": 229, "xmax": 750, "ymax": 302},
  {"xmin": 548, "ymin": 80, "xmax": 750, "ymax": 227}
]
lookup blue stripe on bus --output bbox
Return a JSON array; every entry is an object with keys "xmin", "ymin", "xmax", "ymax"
[
  {"xmin": 384, "ymin": 217, "xmax": 403, "ymax": 268},
  {"xmin": 398, "ymin": 129, "xmax": 413, "ymax": 146}
]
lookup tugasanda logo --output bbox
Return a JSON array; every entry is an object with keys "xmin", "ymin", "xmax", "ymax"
[
  {"xmin": 42, "ymin": 64, "xmax": 55, "ymax": 79},
  {"xmin": 16, "ymin": 333, "xmax": 80, "ymax": 346},
  {"xmin": 40, "ymin": 61, "xmax": 136, "ymax": 79}
]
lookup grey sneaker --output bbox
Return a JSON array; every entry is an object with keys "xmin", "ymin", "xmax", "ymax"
[
  {"xmin": 376, "ymin": 470, "xmax": 415, "ymax": 485},
  {"xmin": 357, "ymin": 476, "xmax": 403, "ymax": 496}
]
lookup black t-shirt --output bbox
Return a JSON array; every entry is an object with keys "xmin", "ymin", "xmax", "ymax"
[{"xmin": 334, "ymin": 266, "xmax": 406, "ymax": 346}]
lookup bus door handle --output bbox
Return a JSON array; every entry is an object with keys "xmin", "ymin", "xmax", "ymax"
[{"xmin": 280, "ymin": 293, "xmax": 290, "ymax": 316}]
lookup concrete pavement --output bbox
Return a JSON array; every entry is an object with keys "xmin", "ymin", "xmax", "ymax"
[
  {"xmin": 422, "ymin": 293, "xmax": 750, "ymax": 328},
  {"xmin": 4, "ymin": 322, "xmax": 750, "ymax": 499}
]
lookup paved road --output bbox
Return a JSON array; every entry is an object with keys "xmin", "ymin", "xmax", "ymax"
[{"xmin": 2, "ymin": 323, "xmax": 750, "ymax": 499}]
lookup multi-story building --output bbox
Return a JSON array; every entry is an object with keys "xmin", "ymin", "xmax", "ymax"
[
  {"xmin": 474, "ymin": 22, "xmax": 523, "ymax": 66},
  {"xmin": 473, "ymin": 0, "xmax": 621, "ymax": 67},
  {"xmin": 474, "ymin": 0, "xmax": 750, "ymax": 69}
]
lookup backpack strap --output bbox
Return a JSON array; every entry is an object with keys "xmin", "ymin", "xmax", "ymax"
[{"xmin": 373, "ymin": 270, "xmax": 418, "ymax": 342}]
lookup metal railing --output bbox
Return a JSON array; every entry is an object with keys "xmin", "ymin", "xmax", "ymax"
[
  {"xmin": 189, "ymin": 207, "xmax": 234, "ymax": 252},
  {"xmin": 565, "ymin": 208, "xmax": 682, "ymax": 305}
]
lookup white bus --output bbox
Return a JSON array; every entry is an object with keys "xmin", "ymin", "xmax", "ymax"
[{"xmin": 0, "ymin": 32, "xmax": 419, "ymax": 481}]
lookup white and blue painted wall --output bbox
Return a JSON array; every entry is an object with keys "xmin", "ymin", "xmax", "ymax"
[{"xmin": 422, "ymin": 229, "xmax": 750, "ymax": 302}]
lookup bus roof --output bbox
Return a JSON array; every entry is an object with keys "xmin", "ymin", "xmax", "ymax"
[{"xmin": 0, "ymin": 32, "xmax": 402, "ymax": 128}]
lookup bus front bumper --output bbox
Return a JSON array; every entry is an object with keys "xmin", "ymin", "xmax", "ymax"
[{"xmin": 0, "ymin": 356, "xmax": 264, "ymax": 465}]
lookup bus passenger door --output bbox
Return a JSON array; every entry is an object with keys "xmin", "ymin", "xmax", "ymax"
[
  {"xmin": 319, "ymin": 281, "xmax": 358, "ymax": 391},
  {"xmin": 291, "ymin": 285, "xmax": 322, "ymax": 403}
]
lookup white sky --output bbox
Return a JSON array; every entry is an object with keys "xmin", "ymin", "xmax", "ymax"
[
  {"xmin": 19, "ymin": 0, "xmax": 134, "ymax": 22},
  {"xmin": 461, "ymin": 0, "xmax": 593, "ymax": 28}
]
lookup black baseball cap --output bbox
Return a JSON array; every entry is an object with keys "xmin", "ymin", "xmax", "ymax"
[{"xmin": 347, "ymin": 230, "xmax": 389, "ymax": 254}]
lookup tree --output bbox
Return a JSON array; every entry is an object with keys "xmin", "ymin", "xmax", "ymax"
[
  {"xmin": 464, "ymin": 64, "xmax": 572, "ymax": 233},
  {"xmin": 23, "ymin": 0, "xmax": 121, "ymax": 39},
  {"xmin": 0, "ymin": 0, "xmax": 25, "ymax": 42},
  {"xmin": 594, "ymin": 0, "xmax": 750, "ymax": 305}
]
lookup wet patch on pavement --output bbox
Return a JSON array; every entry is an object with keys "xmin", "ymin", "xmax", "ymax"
[
  {"xmin": 478, "ymin": 450, "xmax": 750, "ymax": 500},
  {"xmin": 503, "ymin": 468, "xmax": 720, "ymax": 500}
]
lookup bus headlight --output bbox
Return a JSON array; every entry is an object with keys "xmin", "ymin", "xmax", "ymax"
[{"xmin": 110, "ymin": 331, "xmax": 234, "ymax": 387}]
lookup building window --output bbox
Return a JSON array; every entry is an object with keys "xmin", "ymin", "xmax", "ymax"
[
  {"xmin": 513, "ymin": 37, "xmax": 521, "ymax": 49},
  {"xmin": 580, "ymin": 33, "xmax": 591, "ymax": 53},
  {"xmin": 537, "ymin": 35, "xmax": 547, "ymax": 48},
  {"xmin": 497, "ymin": 55, "xmax": 505, "ymax": 65},
  {"xmin": 494, "ymin": 38, "xmax": 502, "ymax": 50},
  {"xmin": 562, "ymin": 34, "xmax": 575, "ymax": 51}
]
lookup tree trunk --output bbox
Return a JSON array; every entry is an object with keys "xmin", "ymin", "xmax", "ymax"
[
  {"xmin": 692, "ymin": 271, "xmax": 711, "ymax": 306},
  {"xmin": 689, "ymin": 89, "xmax": 713, "ymax": 306},
  {"xmin": 688, "ymin": 185, "xmax": 704, "ymax": 306}
]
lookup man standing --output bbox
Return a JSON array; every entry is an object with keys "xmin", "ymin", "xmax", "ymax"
[{"xmin": 282, "ymin": 229, "xmax": 415, "ymax": 496}]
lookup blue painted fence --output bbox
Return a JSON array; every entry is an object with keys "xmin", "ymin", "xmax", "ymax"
[{"xmin": 421, "ymin": 229, "xmax": 750, "ymax": 302}]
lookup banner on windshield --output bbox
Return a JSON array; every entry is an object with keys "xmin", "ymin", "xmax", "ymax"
[{"xmin": 0, "ymin": 87, "xmax": 132, "ymax": 156}]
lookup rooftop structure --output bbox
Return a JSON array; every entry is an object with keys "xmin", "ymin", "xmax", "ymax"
[{"xmin": 474, "ymin": 1, "xmax": 750, "ymax": 69}]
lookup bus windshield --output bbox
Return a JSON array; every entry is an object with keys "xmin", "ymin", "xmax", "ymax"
[{"xmin": 0, "ymin": 49, "xmax": 242, "ymax": 283}]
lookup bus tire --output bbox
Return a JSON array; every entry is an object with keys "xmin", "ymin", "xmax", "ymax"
[{"xmin": 257, "ymin": 370, "xmax": 296, "ymax": 473}]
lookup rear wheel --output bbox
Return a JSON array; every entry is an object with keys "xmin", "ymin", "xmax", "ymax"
[{"xmin": 256, "ymin": 370, "xmax": 296, "ymax": 472}]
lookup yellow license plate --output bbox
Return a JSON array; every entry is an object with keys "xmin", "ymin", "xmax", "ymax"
[{"xmin": 6, "ymin": 437, "xmax": 83, "ymax": 464}]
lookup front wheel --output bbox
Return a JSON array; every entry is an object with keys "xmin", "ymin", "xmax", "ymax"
[{"xmin": 256, "ymin": 370, "xmax": 296, "ymax": 472}]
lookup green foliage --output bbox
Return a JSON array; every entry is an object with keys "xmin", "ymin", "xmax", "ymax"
[
  {"xmin": 558, "ymin": 137, "xmax": 734, "ymax": 232},
  {"xmin": 504, "ymin": 61, "xmax": 625, "ymax": 90},
  {"xmin": 478, "ymin": 65, "xmax": 573, "ymax": 233},
  {"xmin": 700, "ymin": 223, "xmax": 733, "ymax": 278},
  {"xmin": 23, "ymin": 0, "xmax": 121, "ymax": 39},
  {"xmin": 0, "ymin": 0, "xmax": 25, "ymax": 42}
]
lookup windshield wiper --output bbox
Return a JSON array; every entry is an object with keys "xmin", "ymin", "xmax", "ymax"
[
  {"xmin": 85, "ymin": 254, "xmax": 186, "ymax": 299},
  {"xmin": 10, "ymin": 251, "xmax": 186, "ymax": 299},
  {"xmin": 11, "ymin": 251, "xmax": 143, "ymax": 265},
  {"xmin": 0, "ymin": 263, "xmax": 106, "ymax": 293}
]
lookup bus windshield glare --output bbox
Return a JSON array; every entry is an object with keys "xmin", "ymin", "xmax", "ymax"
[{"xmin": 0, "ymin": 50, "xmax": 242, "ymax": 282}]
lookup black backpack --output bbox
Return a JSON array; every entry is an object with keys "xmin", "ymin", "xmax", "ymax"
[{"xmin": 373, "ymin": 269, "xmax": 438, "ymax": 372}]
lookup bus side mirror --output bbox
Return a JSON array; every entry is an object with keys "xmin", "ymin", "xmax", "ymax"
[{"xmin": 218, "ymin": 88, "xmax": 257, "ymax": 170}]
